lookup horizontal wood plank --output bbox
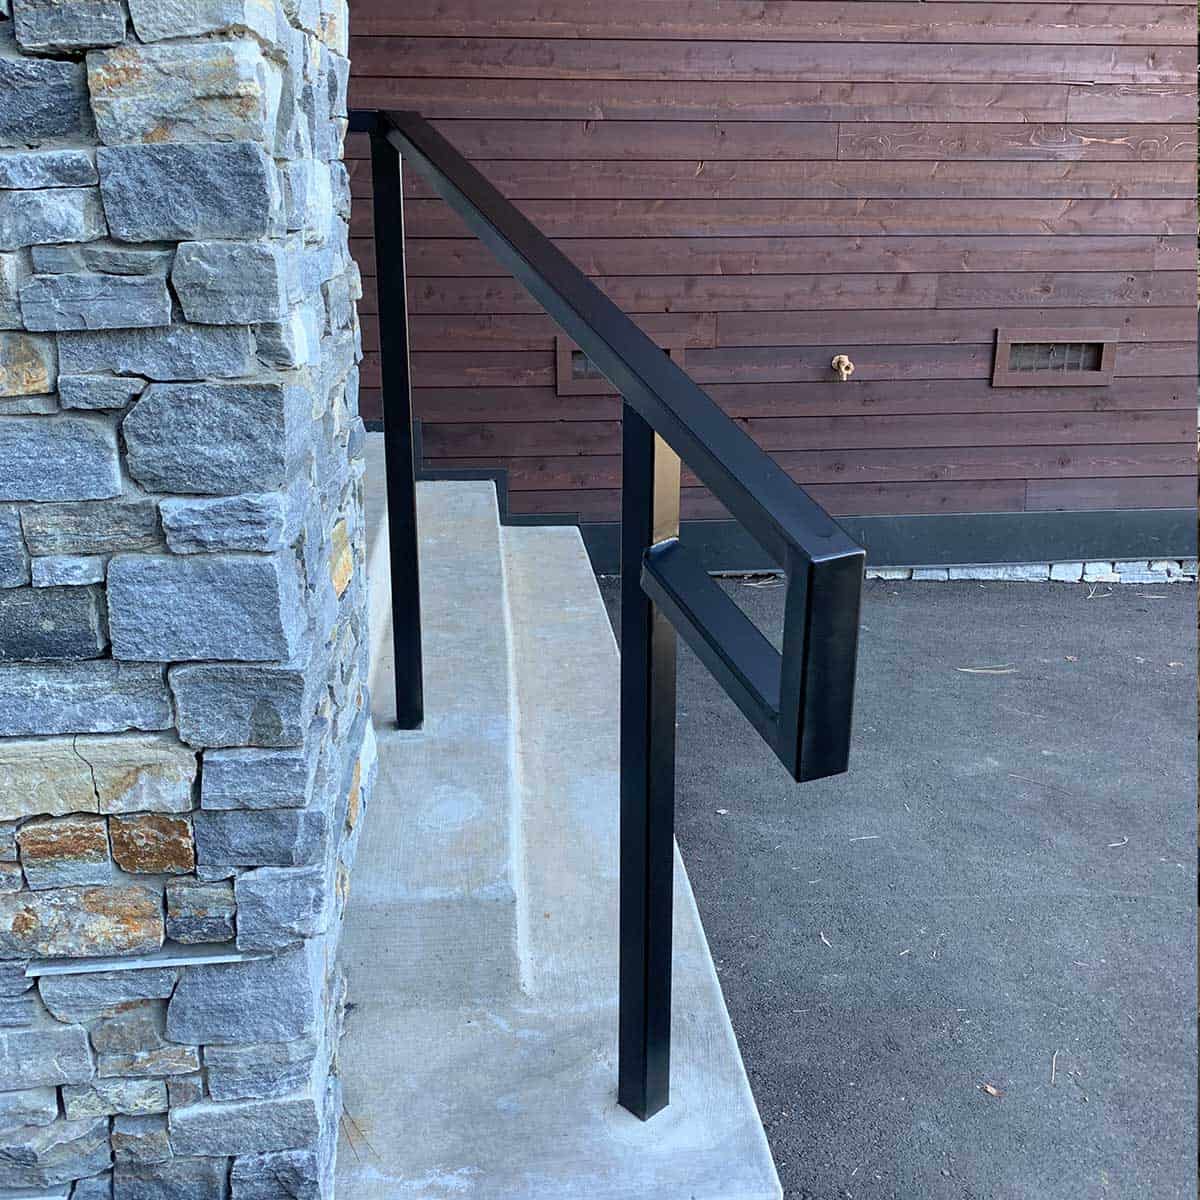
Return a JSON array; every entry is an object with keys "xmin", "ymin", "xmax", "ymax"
[
  {"xmin": 349, "ymin": 2, "xmax": 1193, "ymax": 45},
  {"xmin": 352, "ymin": 235, "xmax": 1195, "ymax": 277},
  {"xmin": 418, "ymin": 409, "xmax": 1194, "ymax": 457},
  {"xmin": 1024, "ymin": 474, "xmax": 1197, "ymax": 508},
  {"xmin": 399, "ymin": 377, "xmax": 1194, "ymax": 424},
  {"xmin": 349, "ymin": 77, "xmax": 1076, "ymax": 124},
  {"xmin": 348, "ymin": 37, "xmax": 1193, "ymax": 86},
  {"xmin": 355, "ymin": 197, "xmax": 1195, "ymax": 239},
  {"xmin": 502, "ymin": 480, "xmax": 1035, "ymax": 521},
  {"xmin": 361, "ymin": 341, "xmax": 1195, "ymax": 389},
  {"xmin": 358, "ymin": 158, "xmax": 1195, "ymax": 202},
  {"xmin": 426, "ymin": 442, "xmax": 1197, "ymax": 491},
  {"xmin": 361, "ymin": 306, "xmax": 1192, "ymax": 352},
  {"xmin": 838, "ymin": 123, "xmax": 1195, "ymax": 161},
  {"xmin": 363, "ymin": 271, "xmax": 1192, "ymax": 316}
]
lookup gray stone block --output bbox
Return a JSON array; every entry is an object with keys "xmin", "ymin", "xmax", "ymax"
[
  {"xmin": 0, "ymin": 661, "xmax": 172, "ymax": 736},
  {"xmin": 20, "ymin": 500, "xmax": 159, "ymax": 556},
  {"xmin": 89, "ymin": 40, "xmax": 276, "ymax": 147},
  {"xmin": 0, "ymin": 861, "xmax": 24, "ymax": 893},
  {"xmin": 0, "ymin": 586, "xmax": 107, "ymax": 661},
  {"xmin": 113, "ymin": 1155, "xmax": 228, "ymax": 1200},
  {"xmin": 173, "ymin": 241, "xmax": 287, "ymax": 325},
  {"xmin": 0, "ymin": 416, "xmax": 120, "ymax": 502},
  {"xmin": 0, "ymin": 250, "xmax": 30, "ymax": 329},
  {"xmin": 170, "ymin": 662, "xmax": 311, "ymax": 749},
  {"xmin": 98, "ymin": 143, "xmax": 275, "ymax": 242},
  {"xmin": 0, "ymin": 957, "xmax": 31, "ymax": 991},
  {"xmin": 166, "ymin": 944, "xmax": 318, "ymax": 1046},
  {"xmin": 160, "ymin": 494, "xmax": 288, "ymax": 555},
  {"xmin": 58, "ymin": 376, "xmax": 146, "ymax": 411},
  {"xmin": 31, "ymin": 556, "xmax": 106, "ymax": 587},
  {"xmin": 58, "ymin": 323, "xmax": 253, "ymax": 382},
  {"xmin": 255, "ymin": 304, "xmax": 321, "ymax": 370},
  {"xmin": 0, "ymin": 1085, "xmax": 57, "ymax": 1135},
  {"xmin": 61, "ymin": 1078, "xmax": 168, "ymax": 1121},
  {"xmin": 0, "ymin": 188, "xmax": 106, "ymax": 251},
  {"xmin": 0, "ymin": 391, "xmax": 57, "ymax": 414},
  {"xmin": 168, "ymin": 1092, "xmax": 321, "ymax": 1158},
  {"xmin": 128, "ymin": 0, "xmax": 276, "ymax": 41},
  {"xmin": 165, "ymin": 1075, "xmax": 201, "ymax": 1108},
  {"xmin": 19, "ymin": 274, "xmax": 172, "ymax": 333},
  {"xmin": 0, "ymin": 983, "xmax": 36, "ymax": 1024},
  {"xmin": 123, "ymin": 380, "xmax": 308, "ymax": 495},
  {"xmin": 12, "ymin": 0, "xmax": 126, "ymax": 51},
  {"xmin": 38, "ymin": 966, "xmax": 178, "ymax": 1025},
  {"xmin": 0, "ymin": 1008, "xmax": 93, "ymax": 1090},
  {"xmin": 0, "ymin": 37, "xmax": 93, "ymax": 148},
  {"xmin": 34, "ymin": 245, "xmax": 173, "ymax": 277},
  {"xmin": 0, "ymin": 330, "xmax": 56, "ymax": 398},
  {"xmin": 107, "ymin": 553, "xmax": 305, "ymax": 663},
  {"xmin": 230, "ymin": 1147, "xmax": 321, "ymax": 1200},
  {"xmin": 202, "ymin": 747, "xmax": 316, "ymax": 811},
  {"xmin": 93, "ymin": 1005, "xmax": 200, "ymax": 1079},
  {"xmin": 0, "ymin": 1115, "xmax": 111, "ymax": 1189},
  {"xmin": 164, "ymin": 879, "xmax": 235, "ymax": 945},
  {"xmin": 193, "ymin": 808, "xmax": 327, "ymax": 869},
  {"xmin": 0, "ymin": 885, "xmax": 163, "ymax": 959},
  {"xmin": 0, "ymin": 505, "xmax": 29, "ymax": 588},
  {"xmin": 72, "ymin": 1172, "xmax": 113, "ymax": 1200},
  {"xmin": 206, "ymin": 1036, "xmax": 317, "ymax": 1102},
  {"xmin": 111, "ymin": 1116, "xmax": 170, "ymax": 1165},
  {"xmin": 0, "ymin": 150, "xmax": 96, "ymax": 190},
  {"xmin": 235, "ymin": 866, "xmax": 326, "ymax": 952}
]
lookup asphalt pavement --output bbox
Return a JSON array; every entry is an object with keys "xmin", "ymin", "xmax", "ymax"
[{"xmin": 598, "ymin": 576, "xmax": 1196, "ymax": 1200}]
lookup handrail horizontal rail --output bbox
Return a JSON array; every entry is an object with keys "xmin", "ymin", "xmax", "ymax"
[{"xmin": 352, "ymin": 109, "xmax": 862, "ymax": 572}]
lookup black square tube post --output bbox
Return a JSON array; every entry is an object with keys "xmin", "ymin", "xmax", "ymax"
[
  {"xmin": 618, "ymin": 405, "xmax": 682, "ymax": 1120},
  {"xmin": 368, "ymin": 128, "xmax": 424, "ymax": 729}
]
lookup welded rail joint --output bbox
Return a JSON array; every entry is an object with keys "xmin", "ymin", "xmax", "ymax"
[{"xmin": 354, "ymin": 108, "xmax": 866, "ymax": 1121}]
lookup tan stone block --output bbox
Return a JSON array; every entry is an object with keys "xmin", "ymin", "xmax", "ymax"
[
  {"xmin": 110, "ymin": 813, "xmax": 194, "ymax": 875},
  {"xmin": 0, "ymin": 884, "xmax": 163, "ymax": 957},
  {"xmin": 329, "ymin": 518, "xmax": 352, "ymax": 598},
  {"xmin": 0, "ymin": 331, "xmax": 55, "ymax": 397},
  {"xmin": 17, "ymin": 814, "xmax": 112, "ymax": 889},
  {"xmin": 0, "ymin": 733, "xmax": 196, "ymax": 822}
]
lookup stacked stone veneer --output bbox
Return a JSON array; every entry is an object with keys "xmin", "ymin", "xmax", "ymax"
[{"xmin": 0, "ymin": 1, "xmax": 374, "ymax": 1196}]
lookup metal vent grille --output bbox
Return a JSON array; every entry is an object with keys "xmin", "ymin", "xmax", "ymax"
[
  {"xmin": 1008, "ymin": 341, "xmax": 1104, "ymax": 373},
  {"xmin": 993, "ymin": 328, "xmax": 1119, "ymax": 387}
]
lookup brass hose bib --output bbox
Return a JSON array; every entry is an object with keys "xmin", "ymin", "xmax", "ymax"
[{"xmin": 831, "ymin": 354, "xmax": 855, "ymax": 382}]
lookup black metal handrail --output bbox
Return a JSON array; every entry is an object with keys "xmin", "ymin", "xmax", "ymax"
[{"xmin": 351, "ymin": 109, "xmax": 865, "ymax": 1121}]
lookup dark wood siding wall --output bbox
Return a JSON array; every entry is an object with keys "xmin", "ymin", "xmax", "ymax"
[{"xmin": 346, "ymin": 2, "xmax": 1197, "ymax": 532}]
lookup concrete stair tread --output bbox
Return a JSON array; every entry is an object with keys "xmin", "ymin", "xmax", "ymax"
[
  {"xmin": 337, "ymin": 475, "xmax": 780, "ymax": 1198},
  {"xmin": 350, "ymin": 479, "xmax": 521, "ymax": 999}
]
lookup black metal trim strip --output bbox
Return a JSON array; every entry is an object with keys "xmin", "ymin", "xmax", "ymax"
[{"xmin": 580, "ymin": 508, "xmax": 1198, "ymax": 575}]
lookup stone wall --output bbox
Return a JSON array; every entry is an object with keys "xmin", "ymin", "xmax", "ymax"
[{"xmin": 0, "ymin": 1, "xmax": 372, "ymax": 1196}]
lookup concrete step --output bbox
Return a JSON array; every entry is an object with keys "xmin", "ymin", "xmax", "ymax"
[
  {"xmin": 352, "ymin": 477, "xmax": 524, "ymax": 1002},
  {"xmin": 337, "ymin": 478, "xmax": 781, "ymax": 1199}
]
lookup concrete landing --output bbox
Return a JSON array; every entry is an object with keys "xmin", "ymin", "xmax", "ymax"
[{"xmin": 336, "ymin": 477, "xmax": 780, "ymax": 1199}]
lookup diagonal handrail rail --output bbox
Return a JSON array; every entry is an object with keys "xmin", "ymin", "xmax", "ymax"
[{"xmin": 351, "ymin": 108, "xmax": 865, "ymax": 1121}]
